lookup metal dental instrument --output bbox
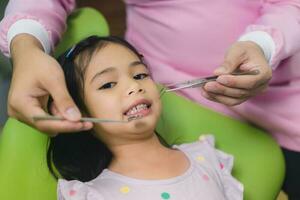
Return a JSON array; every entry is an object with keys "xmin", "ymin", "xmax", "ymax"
[
  {"xmin": 33, "ymin": 115, "xmax": 140, "ymax": 123},
  {"xmin": 160, "ymin": 69, "xmax": 260, "ymax": 96}
]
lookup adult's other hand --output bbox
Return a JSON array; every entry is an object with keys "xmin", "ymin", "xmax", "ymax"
[
  {"xmin": 8, "ymin": 34, "xmax": 93, "ymax": 136},
  {"xmin": 202, "ymin": 41, "xmax": 272, "ymax": 106}
]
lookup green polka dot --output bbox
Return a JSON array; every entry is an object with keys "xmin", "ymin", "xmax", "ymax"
[{"xmin": 161, "ymin": 192, "xmax": 170, "ymax": 199}]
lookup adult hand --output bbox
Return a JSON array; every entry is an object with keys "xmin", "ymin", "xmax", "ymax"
[
  {"xmin": 8, "ymin": 34, "xmax": 93, "ymax": 136},
  {"xmin": 202, "ymin": 41, "xmax": 272, "ymax": 106}
]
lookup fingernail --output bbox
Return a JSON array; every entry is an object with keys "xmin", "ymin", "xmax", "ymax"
[
  {"xmin": 217, "ymin": 76, "xmax": 228, "ymax": 85},
  {"xmin": 65, "ymin": 107, "xmax": 81, "ymax": 120}
]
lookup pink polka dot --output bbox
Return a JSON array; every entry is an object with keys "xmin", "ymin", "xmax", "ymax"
[
  {"xmin": 202, "ymin": 174, "xmax": 209, "ymax": 181},
  {"xmin": 220, "ymin": 163, "xmax": 224, "ymax": 170},
  {"xmin": 69, "ymin": 190, "xmax": 77, "ymax": 196}
]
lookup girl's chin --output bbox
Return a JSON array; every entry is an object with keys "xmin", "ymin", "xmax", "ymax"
[{"xmin": 130, "ymin": 118, "xmax": 158, "ymax": 133}]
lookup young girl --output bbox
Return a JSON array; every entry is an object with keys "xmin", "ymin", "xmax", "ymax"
[{"xmin": 47, "ymin": 36, "xmax": 243, "ymax": 200}]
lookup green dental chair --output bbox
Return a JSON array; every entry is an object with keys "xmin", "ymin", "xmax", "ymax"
[{"xmin": 0, "ymin": 7, "xmax": 284, "ymax": 200}]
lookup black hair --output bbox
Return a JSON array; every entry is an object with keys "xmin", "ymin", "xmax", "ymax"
[{"xmin": 46, "ymin": 36, "xmax": 146, "ymax": 182}]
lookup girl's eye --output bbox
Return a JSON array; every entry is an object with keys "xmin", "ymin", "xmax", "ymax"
[
  {"xmin": 134, "ymin": 73, "xmax": 149, "ymax": 80},
  {"xmin": 99, "ymin": 82, "xmax": 117, "ymax": 90}
]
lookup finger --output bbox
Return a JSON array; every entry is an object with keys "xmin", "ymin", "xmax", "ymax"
[
  {"xmin": 8, "ymin": 92, "xmax": 48, "ymax": 126},
  {"xmin": 35, "ymin": 119, "xmax": 91, "ymax": 135},
  {"xmin": 203, "ymin": 83, "xmax": 269, "ymax": 106},
  {"xmin": 239, "ymin": 63, "xmax": 261, "ymax": 71},
  {"xmin": 50, "ymin": 102, "xmax": 62, "ymax": 116},
  {"xmin": 203, "ymin": 81, "xmax": 251, "ymax": 98},
  {"xmin": 34, "ymin": 113, "xmax": 93, "ymax": 135},
  {"xmin": 45, "ymin": 76, "xmax": 81, "ymax": 121},
  {"xmin": 214, "ymin": 46, "xmax": 247, "ymax": 75},
  {"xmin": 11, "ymin": 99, "xmax": 68, "ymax": 136},
  {"xmin": 50, "ymin": 101, "xmax": 93, "ymax": 130},
  {"xmin": 216, "ymin": 72, "xmax": 269, "ymax": 90},
  {"xmin": 249, "ymin": 82, "xmax": 269, "ymax": 95},
  {"xmin": 202, "ymin": 90, "xmax": 247, "ymax": 106},
  {"xmin": 12, "ymin": 95, "xmax": 90, "ymax": 135}
]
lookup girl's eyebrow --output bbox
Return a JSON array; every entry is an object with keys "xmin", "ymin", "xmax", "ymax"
[
  {"xmin": 90, "ymin": 60, "xmax": 145, "ymax": 84},
  {"xmin": 128, "ymin": 60, "xmax": 144, "ymax": 68}
]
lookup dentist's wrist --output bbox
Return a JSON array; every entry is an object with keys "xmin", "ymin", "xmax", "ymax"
[
  {"xmin": 238, "ymin": 31, "xmax": 275, "ymax": 64},
  {"xmin": 8, "ymin": 19, "xmax": 51, "ymax": 56},
  {"xmin": 10, "ymin": 33, "xmax": 44, "ymax": 67}
]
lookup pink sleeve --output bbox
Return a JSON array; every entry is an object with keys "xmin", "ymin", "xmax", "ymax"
[
  {"xmin": 0, "ymin": 0, "xmax": 76, "ymax": 55},
  {"xmin": 244, "ymin": 0, "xmax": 300, "ymax": 67}
]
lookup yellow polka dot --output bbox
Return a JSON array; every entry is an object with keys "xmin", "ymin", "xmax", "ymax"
[
  {"xmin": 196, "ymin": 155, "xmax": 205, "ymax": 162},
  {"xmin": 120, "ymin": 186, "xmax": 130, "ymax": 194},
  {"xmin": 198, "ymin": 135, "xmax": 207, "ymax": 142}
]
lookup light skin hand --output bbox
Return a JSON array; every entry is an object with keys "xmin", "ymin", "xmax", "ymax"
[
  {"xmin": 202, "ymin": 41, "xmax": 272, "ymax": 106},
  {"xmin": 9, "ymin": 34, "xmax": 93, "ymax": 135}
]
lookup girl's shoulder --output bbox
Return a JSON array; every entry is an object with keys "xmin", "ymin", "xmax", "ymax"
[
  {"xmin": 175, "ymin": 134, "xmax": 217, "ymax": 152},
  {"xmin": 174, "ymin": 134, "xmax": 234, "ymax": 173},
  {"xmin": 174, "ymin": 134, "xmax": 244, "ymax": 200},
  {"xmin": 57, "ymin": 179, "xmax": 105, "ymax": 200}
]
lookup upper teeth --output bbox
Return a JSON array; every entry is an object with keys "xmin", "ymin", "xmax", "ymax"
[{"xmin": 127, "ymin": 104, "xmax": 148, "ymax": 115}]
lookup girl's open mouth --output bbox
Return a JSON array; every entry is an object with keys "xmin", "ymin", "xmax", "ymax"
[{"xmin": 124, "ymin": 99, "xmax": 152, "ymax": 119}]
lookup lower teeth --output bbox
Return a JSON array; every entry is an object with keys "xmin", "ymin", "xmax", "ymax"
[{"xmin": 128, "ymin": 115, "xmax": 142, "ymax": 121}]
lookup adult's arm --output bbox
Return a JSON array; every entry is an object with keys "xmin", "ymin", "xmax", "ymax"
[
  {"xmin": 0, "ymin": 0, "xmax": 76, "ymax": 56},
  {"xmin": 239, "ymin": 0, "xmax": 300, "ymax": 68}
]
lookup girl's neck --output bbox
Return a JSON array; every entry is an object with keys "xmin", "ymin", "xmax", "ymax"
[
  {"xmin": 107, "ymin": 134, "xmax": 190, "ymax": 179},
  {"xmin": 109, "ymin": 133, "xmax": 169, "ymax": 165}
]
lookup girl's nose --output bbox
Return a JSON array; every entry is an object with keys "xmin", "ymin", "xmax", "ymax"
[
  {"xmin": 127, "ymin": 81, "xmax": 145, "ymax": 96},
  {"xmin": 128, "ymin": 88, "xmax": 144, "ymax": 95}
]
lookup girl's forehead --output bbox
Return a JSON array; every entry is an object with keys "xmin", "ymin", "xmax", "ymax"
[
  {"xmin": 84, "ymin": 43, "xmax": 141, "ymax": 79},
  {"xmin": 90, "ymin": 43, "xmax": 139, "ymax": 68}
]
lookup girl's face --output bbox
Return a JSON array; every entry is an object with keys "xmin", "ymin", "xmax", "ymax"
[{"xmin": 83, "ymin": 43, "xmax": 162, "ymax": 144}]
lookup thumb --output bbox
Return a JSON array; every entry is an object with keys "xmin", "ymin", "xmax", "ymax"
[
  {"xmin": 215, "ymin": 47, "xmax": 244, "ymax": 75},
  {"xmin": 47, "ymin": 79, "xmax": 81, "ymax": 121}
]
